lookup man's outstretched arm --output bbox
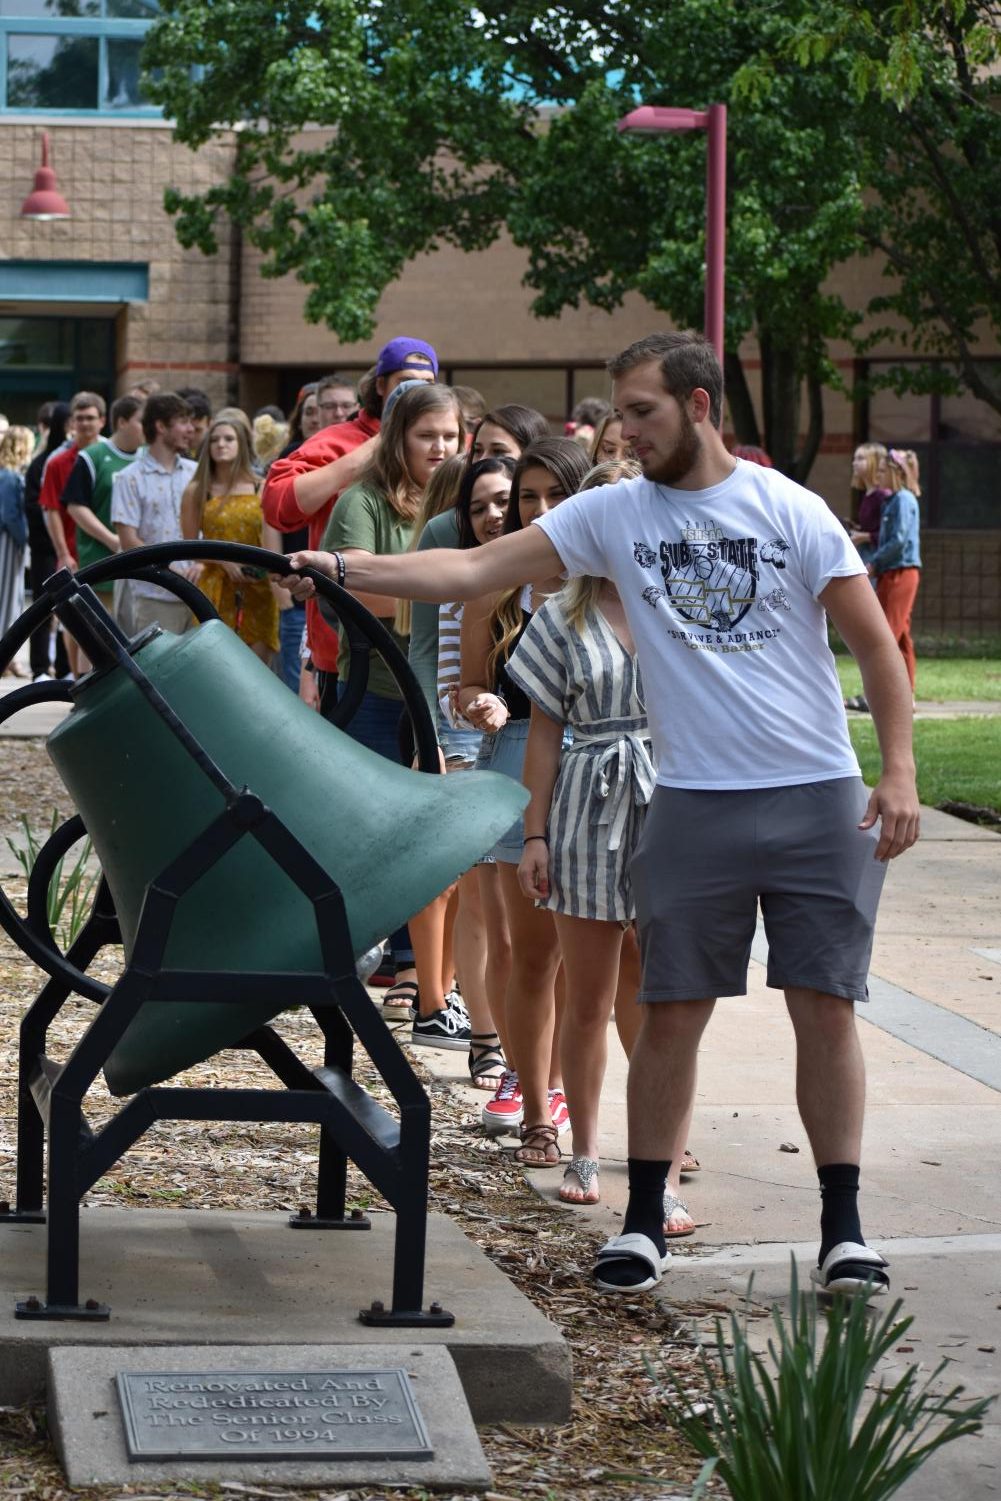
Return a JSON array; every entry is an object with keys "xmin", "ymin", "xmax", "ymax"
[{"xmin": 287, "ymin": 524, "xmax": 563, "ymax": 605}]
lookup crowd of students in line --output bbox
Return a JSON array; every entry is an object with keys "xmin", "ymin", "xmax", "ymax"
[{"xmin": 0, "ymin": 338, "xmax": 922, "ymax": 1239}]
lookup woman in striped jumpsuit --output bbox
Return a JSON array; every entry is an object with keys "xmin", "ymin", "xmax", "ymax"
[{"xmin": 509, "ymin": 461, "xmax": 697, "ymax": 1228}]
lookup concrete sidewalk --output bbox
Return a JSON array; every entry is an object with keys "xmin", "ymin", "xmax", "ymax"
[{"xmin": 424, "ymin": 804, "xmax": 1001, "ymax": 1495}]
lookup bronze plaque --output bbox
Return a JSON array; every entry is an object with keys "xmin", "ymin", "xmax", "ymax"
[{"xmin": 116, "ymin": 1370, "xmax": 433, "ymax": 1461}]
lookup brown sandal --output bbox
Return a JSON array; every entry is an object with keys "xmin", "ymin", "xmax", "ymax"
[{"xmin": 514, "ymin": 1121, "xmax": 561, "ymax": 1168}]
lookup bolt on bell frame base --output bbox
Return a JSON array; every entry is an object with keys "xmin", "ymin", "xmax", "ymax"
[{"xmin": 0, "ymin": 546, "xmax": 454, "ymax": 1328}]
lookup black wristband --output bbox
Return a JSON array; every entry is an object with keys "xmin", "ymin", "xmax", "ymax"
[
  {"xmin": 331, "ymin": 550, "xmax": 346, "ymax": 587},
  {"xmin": 523, "ymin": 834, "xmax": 549, "ymax": 845}
]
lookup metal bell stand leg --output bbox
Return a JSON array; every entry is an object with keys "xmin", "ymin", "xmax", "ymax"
[{"xmin": 0, "ymin": 547, "xmax": 456, "ymax": 1328}]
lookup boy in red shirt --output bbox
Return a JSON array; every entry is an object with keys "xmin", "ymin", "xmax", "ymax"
[
  {"xmin": 40, "ymin": 390, "xmax": 106, "ymax": 571},
  {"xmin": 263, "ymin": 336, "xmax": 437, "ymax": 707}
]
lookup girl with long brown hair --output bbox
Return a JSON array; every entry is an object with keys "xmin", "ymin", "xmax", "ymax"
[
  {"xmin": 321, "ymin": 381, "xmax": 465, "ymax": 1025},
  {"xmin": 456, "ymin": 438, "xmax": 591, "ymax": 1161},
  {"xmin": 181, "ymin": 414, "xmax": 280, "ymax": 660}
]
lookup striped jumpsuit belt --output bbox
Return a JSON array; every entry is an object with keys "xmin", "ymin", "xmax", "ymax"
[{"xmin": 570, "ymin": 720, "xmax": 656, "ymax": 853}]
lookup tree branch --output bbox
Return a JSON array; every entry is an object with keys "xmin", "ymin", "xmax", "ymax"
[{"xmin": 868, "ymin": 232, "xmax": 1001, "ymax": 414}]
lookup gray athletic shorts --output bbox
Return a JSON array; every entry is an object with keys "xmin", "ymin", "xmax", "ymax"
[{"xmin": 631, "ymin": 777, "xmax": 886, "ymax": 1005}]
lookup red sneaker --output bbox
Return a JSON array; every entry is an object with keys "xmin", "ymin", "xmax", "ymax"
[
  {"xmin": 548, "ymin": 1088, "xmax": 571, "ymax": 1136},
  {"xmin": 481, "ymin": 1070, "xmax": 523, "ymax": 1134}
]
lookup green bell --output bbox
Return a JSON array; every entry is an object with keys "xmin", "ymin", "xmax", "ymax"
[{"xmin": 46, "ymin": 621, "xmax": 526, "ymax": 1097}]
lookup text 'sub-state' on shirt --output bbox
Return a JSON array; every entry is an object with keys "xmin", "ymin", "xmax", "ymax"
[{"xmin": 534, "ymin": 459, "xmax": 864, "ymax": 791}]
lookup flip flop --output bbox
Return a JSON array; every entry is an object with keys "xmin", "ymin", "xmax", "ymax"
[
  {"xmin": 663, "ymin": 1192, "xmax": 695, "ymax": 1238},
  {"xmin": 560, "ymin": 1155, "xmax": 599, "ymax": 1205},
  {"xmin": 594, "ymin": 1232, "xmax": 670, "ymax": 1294},
  {"xmin": 680, "ymin": 1149, "xmax": 701, "ymax": 1176},
  {"xmin": 810, "ymin": 1241, "xmax": 889, "ymax": 1296}
]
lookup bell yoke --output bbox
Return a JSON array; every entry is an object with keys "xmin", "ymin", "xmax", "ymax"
[{"xmin": 0, "ymin": 542, "xmax": 526, "ymax": 1324}]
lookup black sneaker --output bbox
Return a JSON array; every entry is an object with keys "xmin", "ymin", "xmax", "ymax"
[{"xmin": 410, "ymin": 996, "xmax": 471, "ymax": 1051}]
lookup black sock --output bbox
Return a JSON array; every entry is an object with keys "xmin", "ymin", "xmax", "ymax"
[
  {"xmin": 818, "ymin": 1162, "xmax": 864, "ymax": 1263},
  {"xmin": 622, "ymin": 1158, "xmax": 671, "ymax": 1254}
]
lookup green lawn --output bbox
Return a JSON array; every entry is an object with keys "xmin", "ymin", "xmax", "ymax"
[
  {"xmin": 837, "ymin": 656, "xmax": 1001, "ymax": 702},
  {"xmin": 849, "ymin": 718, "xmax": 1001, "ymax": 814}
]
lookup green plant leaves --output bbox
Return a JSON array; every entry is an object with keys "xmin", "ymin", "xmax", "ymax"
[
  {"xmin": 651, "ymin": 1260, "xmax": 995, "ymax": 1501},
  {"xmin": 6, "ymin": 812, "xmax": 100, "ymax": 952}
]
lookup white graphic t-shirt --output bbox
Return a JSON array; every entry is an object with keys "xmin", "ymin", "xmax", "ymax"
[{"xmin": 534, "ymin": 459, "xmax": 864, "ymax": 790}]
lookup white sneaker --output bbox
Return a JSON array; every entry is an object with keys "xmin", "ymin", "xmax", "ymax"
[{"xmin": 443, "ymin": 987, "xmax": 469, "ymax": 1023}]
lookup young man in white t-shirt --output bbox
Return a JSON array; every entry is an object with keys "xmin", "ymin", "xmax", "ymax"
[{"xmin": 287, "ymin": 332, "xmax": 919, "ymax": 1299}]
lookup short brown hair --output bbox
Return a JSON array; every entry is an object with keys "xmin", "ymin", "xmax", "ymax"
[
  {"xmin": 358, "ymin": 366, "xmax": 381, "ymax": 419},
  {"xmin": 317, "ymin": 371, "xmax": 357, "ymax": 398},
  {"xmin": 452, "ymin": 384, "xmax": 486, "ymax": 423},
  {"xmin": 71, "ymin": 389, "xmax": 106, "ymax": 418},
  {"xmin": 142, "ymin": 392, "xmax": 191, "ymax": 444},
  {"xmin": 110, "ymin": 394, "xmax": 143, "ymax": 428},
  {"xmin": 608, "ymin": 332, "xmax": 723, "ymax": 428}
]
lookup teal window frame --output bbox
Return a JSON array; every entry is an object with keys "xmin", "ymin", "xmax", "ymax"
[{"xmin": 0, "ymin": 4, "xmax": 161, "ymax": 115}]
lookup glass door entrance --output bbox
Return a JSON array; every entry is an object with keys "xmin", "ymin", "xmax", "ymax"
[{"xmin": 0, "ymin": 313, "xmax": 115, "ymax": 426}]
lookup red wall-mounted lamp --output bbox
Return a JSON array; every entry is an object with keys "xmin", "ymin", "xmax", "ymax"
[{"xmin": 21, "ymin": 132, "xmax": 71, "ymax": 220}]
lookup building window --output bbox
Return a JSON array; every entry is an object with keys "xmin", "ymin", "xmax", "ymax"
[
  {"xmin": 864, "ymin": 361, "xmax": 1001, "ymax": 530},
  {"xmin": 0, "ymin": 0, "xmax": 159, "ymax": 114}
]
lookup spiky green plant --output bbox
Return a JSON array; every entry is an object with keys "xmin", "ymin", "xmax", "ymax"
[
  {"xmin": 6, "ymin": 811, "xmax": 100, "ymax": 951},
  {"xmin": 650, "ymin": 1260, "xmax": 994, "ymax": 1501}
]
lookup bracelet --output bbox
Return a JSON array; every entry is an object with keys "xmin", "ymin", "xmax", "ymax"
[
  {"xmin": 523, "ymin": 834, "xmax": 549, "ymax": 845},
  {"xmin": 331, "ymin": 550, "xmax": 346, "ymax": 587}
]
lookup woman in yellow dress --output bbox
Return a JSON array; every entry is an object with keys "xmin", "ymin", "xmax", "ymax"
[{"xmin": 181, "ymin": 414, "xmax": 279, "ymax": 660}]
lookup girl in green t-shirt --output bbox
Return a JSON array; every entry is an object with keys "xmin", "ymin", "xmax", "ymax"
[{"xmin": 322, "ymin": 381, "xmax": 466, "ymax": 1023}]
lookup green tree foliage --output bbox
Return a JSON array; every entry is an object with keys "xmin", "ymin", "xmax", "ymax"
[
  {"xmin": 737, "ymin": 0, "xmax": 1001, "ymax": 416},
  {"xmin": 143, "ymin": 0, "xmax": 1001, "ymax": 475},
  {"xmin": 483, "ymin": 0, "xmax": 870, "ymax": 477},
  {"xmin": 142, "ymin": 0, "xmax": 532, "ymax": 340}
]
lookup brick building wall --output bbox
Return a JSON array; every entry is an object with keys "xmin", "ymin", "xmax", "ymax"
[
  {"xmin": 0, "ymin": 121, "xmax": 238, "ymax": 410},
  {"xmin": 914, "ymin": 532, "xmax": 1001, "ymax": 637},
  {"xmin": 3, "ymin": 120, "xmax": 997, "ymax": 633}
]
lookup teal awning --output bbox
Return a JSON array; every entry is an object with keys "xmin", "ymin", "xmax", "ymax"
[{"xmin": 0, "ymin": 260, "xmax": 149, "ymax": 302}]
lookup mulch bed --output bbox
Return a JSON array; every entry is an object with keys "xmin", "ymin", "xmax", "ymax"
[{"xmin": 0, "ymin": 742, "xmax": 729, "ymax": 1501}]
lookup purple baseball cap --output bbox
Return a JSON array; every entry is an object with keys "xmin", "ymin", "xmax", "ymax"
[{"xmin": 375, "ymin": 336, "xmax": 439, "ymax": 379}]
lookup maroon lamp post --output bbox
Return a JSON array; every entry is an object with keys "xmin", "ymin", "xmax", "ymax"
[
  {"xmin": 617, "ymin": 104, "xmax": 727, "ymax": 362},
  {"xmin": 21, "ymin": 132, "xmax": 71, "ymax": 221}
]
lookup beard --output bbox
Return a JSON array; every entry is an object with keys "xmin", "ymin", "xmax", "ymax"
[{"xmin": 641, "ymin": 407, "xmax": 701, "ymax": 486}]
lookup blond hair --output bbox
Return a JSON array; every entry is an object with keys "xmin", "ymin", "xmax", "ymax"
[
  {"xmin": 560, "ymin": 460, "xmax": 642, "ymax": 630},
  {"xmin": 394, "ymin": 453, "xmax": 466, "ymax": 636},
  {"xmin": 852, "ymin": 442, "xmax": 887, "ymax": 492},
  {"xmin": 0, "ymin": 425, "xmax": 35, "ymax": 472},
  {"xmin": 253, "ymin": 412, "xmax": 288, "ymax": 467},
  {"xmin": 884, "ymin": 447, "xmax": 921, "ymax": 497},
  {"xmin": 902, "ymin": 449, "xmax": 922, "ymax": 497}
]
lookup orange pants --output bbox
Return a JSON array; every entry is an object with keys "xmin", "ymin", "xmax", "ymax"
[{"xmin": 876, "ymin": 567, "xmax": 920, "ymax": 691}]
